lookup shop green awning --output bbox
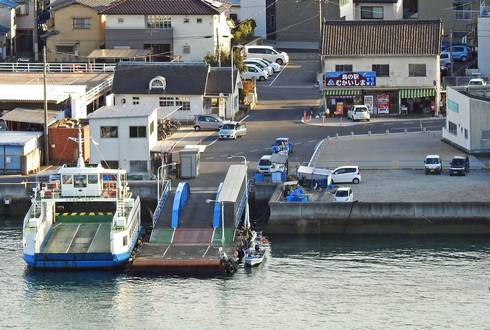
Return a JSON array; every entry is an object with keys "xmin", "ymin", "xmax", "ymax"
[
  {"xmin": 399, "ymin": 88, "xmax": 436, "ymax": 99},
  {"xmin": 324, "ymin": 89, "xmax": 362, "ymax": 96}
]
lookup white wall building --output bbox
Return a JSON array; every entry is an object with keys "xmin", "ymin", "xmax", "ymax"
[
  {"xmin": 478, "ymin": 15, "xmax": 490, "ymax": 78},
  {"xmin": 442, "ymin": 86, "xmax": 490, "ymax": 153},
  {"xmin": 0, "ymin": 0, "xmax": 17, "ymax": 59},
  {"xmin": 111, "ymin": 62, "xmax": 241, "ymax": 121},
  {"xmin": 321, "ymin": 20, "xmax": 442, "ymax": 115},
  {"xmin": 88, "ymin": 105, "xmax": 159, "ymax": 173},
  {"xmin": 240, "ymin": 0, "xmax": 266, "ymax": 38},
  {"xmin": 339, "ymin": 0, "xmax": 403, "ymax": 21},
  {"xmin": 101, "ymin": 0, "xmax": 232, "ymax": 62}
]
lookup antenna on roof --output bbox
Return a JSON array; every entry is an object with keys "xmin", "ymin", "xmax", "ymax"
[{"xmin": 68, "ymin": 124, "xmax": 85, "ymax": 168}]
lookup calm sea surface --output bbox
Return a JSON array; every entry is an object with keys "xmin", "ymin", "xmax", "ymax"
[{"xmin": 1, "ymin": 216, "xmax": 490, "ymax": 329}]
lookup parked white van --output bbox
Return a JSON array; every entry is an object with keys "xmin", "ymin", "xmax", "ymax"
[{"xmin": 244, "ymin": 45, "xmax": 289, "ymax": 65}]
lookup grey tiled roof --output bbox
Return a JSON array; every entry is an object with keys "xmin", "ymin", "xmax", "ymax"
[
  {"xmin": 101, "ymin": 0, "xmax": 230, "ymax": 15},
  {"xmin": 112, "ymin": 62, "xmax": 210, "ymax": 95},
  {"xmin": 50, "ymin": 0, "xmax": 115, "ymax": 11},
  {"xmin": 322, "ymin": 20, "xmax": 442, "ymax": 56},
  {"xmin": 205, "ymin": 67, "xmax": 239, "ymax": 95}
]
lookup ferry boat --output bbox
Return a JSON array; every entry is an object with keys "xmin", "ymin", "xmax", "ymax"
[{"xmin": 22, "ymin": 129, "xmax": 141, "ymax": 269}]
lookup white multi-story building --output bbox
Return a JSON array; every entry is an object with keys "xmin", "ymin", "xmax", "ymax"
[
  {"xmin": 100, "ymin": 0, "xmax": 232, "ymax": 62},
  {"xmin": 339, "ymin": 0, "xmax": 403, "ymax": 21},
  {"xmin": 0, "ymin": 0, "xmax": 17, "ymax": 59},
  {"xmin": 88, "ymin": 104, "xmax": 159, "ymax": 173},
  {"xmin": 321, "ymin": 20, "xmax": 442, "ymax": 116}
]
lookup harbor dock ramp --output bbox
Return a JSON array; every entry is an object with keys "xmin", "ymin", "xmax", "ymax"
[{"xmin": 130, "ymin": 165, "xmax": 248, "ymax": 274}]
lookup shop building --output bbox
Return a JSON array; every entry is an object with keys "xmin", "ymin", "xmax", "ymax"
[{"xmin": 320, "ymin": 20, "xmax": 442, "ymax": 116}]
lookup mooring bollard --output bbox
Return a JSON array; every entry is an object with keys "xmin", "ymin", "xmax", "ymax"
[
  {"xmin": 336, "ymin": 133, "xmax": 339, "ymax": 139},
  {"xmin": 351, "ymin": 131, "xmax": 354, "ymax": 136},
  {"xmin": 386, "ymin": 129, "xmax": 389, "ymax": 135},
  {"xmin": 368, "ymin": 130, "xmax": 372, "ymax": 135}
]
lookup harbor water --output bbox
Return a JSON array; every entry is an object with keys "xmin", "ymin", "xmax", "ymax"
[{"xmin": 2, "ymin": 216, "xmax": 490, "ymax": 329}]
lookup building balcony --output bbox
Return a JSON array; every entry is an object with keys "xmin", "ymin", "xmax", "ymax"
[{"xmin": 105, "ymin": 28, "xmax": 173, "ymax": 49}]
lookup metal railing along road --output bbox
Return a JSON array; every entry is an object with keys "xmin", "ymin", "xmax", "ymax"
[{"xmin": 0, "ymin": 62, "xmax": 116, "ymax": 73}]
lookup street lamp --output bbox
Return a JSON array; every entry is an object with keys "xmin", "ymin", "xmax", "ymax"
[
  {"xmin": 206, "ymin": 198, "xmax": 225, "ymax": 248},
  {"xmin": 226, "ymin": 154, "xmax": 250, "ymax": 228},
  {"xmin": 231, "ymin": 45, "xmax": 244, "ymax": 120}
]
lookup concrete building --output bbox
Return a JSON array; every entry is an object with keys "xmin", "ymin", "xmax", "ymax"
[
  {"xmin": 13, "ymin": 0, "xmax": 36, "ymax": 57},
  {"xmin": 442, "ymin": 85, "xmax": 490, "ymax": 153},
  {"xmin": 100, "ymin": 0, "xmax": 231, "ymax": 62},
  {"xmin": 46, "ymin": 0, "xmax": 114, "ymax": 62},
  {"xmin": 111, "ymin": 62, "xmax": 241, "ymax": 121},
  {"xmin": 273, "ymin": 0, "xmax": 339, "ymax": 43},
  {"xmin": 0, "ymin": 71, "xmax": 113, "ymax": 119},
  {"xmin": 0, "ymin": 0, "xmax": 17, "ymax": 59},
  {"xmin": 88, "ymin": 104, "xmax": 159, "ymax": 173},
  {"xmin": 240, "ymin": 0, "xmax": 266, "ymax": 38},
  {"xmin": 321, "ymin": 20, "xmax": 442, "ymax": 116},
  {"xmin": 0, "ymin": 131, "xmax": 42, "ymax": 174},
  {"xmin": 339, "ymin": 0, "xmax": 403, "ymax": 21},
  {"xmin": 478, "ymin": 13, "xmax": 490, "ymax": 77}
]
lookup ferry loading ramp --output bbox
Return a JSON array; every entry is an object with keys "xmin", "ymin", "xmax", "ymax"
[{"xmin": 131, "ymin": 165, "xmax": 248, "ymax": 274}]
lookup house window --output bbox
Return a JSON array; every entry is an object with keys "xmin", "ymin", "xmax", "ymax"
[
  {"xmin": 183, "ymin": 44, "xmax": 191, "ymax": 54},
  {"xmin": 147, "ymin": 15, "xmax": 172, "ymax": 29},
  {"xmin": 133, "ymin": 96, "xmax": 139, "ymax": 105},
  {"xmin": 196, "ymin": 18, "xmax": 203, "ymax": 23},
  {"xmin": 184, "ymin": 17, "xmax": 189, "ymax": 23},
  {"xmin": 159, "ymin": 96, "xmax": 175, "ymax": 107},
  {"xmin": 408, "ymin": 64, "xmax": 426, "ymax": 77},
  {"xmin": 403, "ymin": 0, "xmax": 419, "ymax": 19},
  {"xmin": 73, "ymin": 18, "xmax": 91, "ymax": 29},
  {"xmin": 335, "ymin": 64, "xmax": 353, "ymax": 72},
  {"xmin": 360, "ymin": 6, "xmax": 384, "ymax": 19},
  {"xmin": 15, "ymin": 3, "xmax": 29, "ymax": 16},
  {"xmin": 130, "ymin": 126, "xmax": 147, "ymax": 138},
  {"xmin": 230, "ymin": 13, "xmax": 238, "ymax": 23},
  {"xmin": 454, "ymin": 1, "xmax": 474, "ymax": 20},
  {"xmin": 372, "ymin": 64, "xmax": 389, "ymax": 77},
  {"xmin": 55, "ymin": 45, "xmax": 75, "ymax": 54},
  {"xmin": 118, "ymin": 17, "xmax": 124, "ymax": 23},
  {"xmin": 175, "ymin": 96, "xmax": 190, "ymax": 111},
  {"xmin": 149, "ymin": 76, "xmax": 166, "ymax": 91},
  {"xmin": 464, "ymin": 128, "xmax": 468, "ymax": 139},
  {"xmin": 130, "ymin": 160, "xmax": 148, "ymax": 173},
  {"xmin": 448, "ymin": 121, "xmax": 457, "ymax": 135},
  {"xmin": 150, "ymin": 121, "xmax": 155, "ymax": 135},
  {"xmin": 121, "ymin": 98, "xmax": 126, "ymax": 104},
  {"xmin": 100, "ymin": 126, "xmax": 118, "ymax": 138},
  {"xmin": 103, "ymin": 161, "xmax": 119, "ymax": 169}
]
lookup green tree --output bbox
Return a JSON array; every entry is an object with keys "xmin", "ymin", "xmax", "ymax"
[
  {"xmin": 232, "ymin": 19, "xmax": 256, "ymax": 44},
  {"xmin": 203, "ymin": 49, "xmax": 245, "ymax": 72}
]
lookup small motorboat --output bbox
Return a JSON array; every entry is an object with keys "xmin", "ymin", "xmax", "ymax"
[{"xmin": 244, "ymin": 249, "xmax": 266, "ymax": 267}]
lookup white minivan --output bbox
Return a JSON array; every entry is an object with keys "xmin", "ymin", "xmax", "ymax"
[
  {"xmin": 244, "ymin": 45, "xmax": 289, "ymax": 65},
  {"xmin": 330, "ymin": 166, "xmax": 361, "ymax": 184}
]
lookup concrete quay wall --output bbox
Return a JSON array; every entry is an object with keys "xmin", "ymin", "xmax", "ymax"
[{"xmin": 268, "ymin": 200, "xmax": 490, "ymax": 235}]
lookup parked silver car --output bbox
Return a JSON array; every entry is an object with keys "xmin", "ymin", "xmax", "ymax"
[{"xmin": 194, "ymin": 114, "xmax": 223, "ymax": 131}]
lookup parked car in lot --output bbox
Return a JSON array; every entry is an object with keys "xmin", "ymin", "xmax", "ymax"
[
  {"xmin": 449, "ymin": 156, "xmax": 469, "ymax": 176},
  {"xmin": 250, "ymin": 57, "xmax": 282, "ymax": 73},
  {"xmin": 440, "ymin": 51, "xmax": 452, "ymax": 69},
  {"xmin": 329, "ymin": 166, "xmax": 361, "ymax": 184},
  {"xmin": 194, "ymin": 114, "xmax": 223, "ymax": 131},
  {"xmin": 244, "ymin": 45, "xmax": 289, "ymax": 65},
  {"xmin": 244, "ymin": 59, "xmax": 273, "ymax": 76},
  {"xmin": 242, "ymin": 64, "xmax": 269, "ymax": 81},
  {"xmin": 334, "ymin": 187, "xmax": 354, "ymax": 202},
  {"xmin": 445, "ymin": 45, "xmax": 471, "ymax": 62},
  {"xmin": 219, "ymin": 121, "xmax": 247, "ymax": 139},
  {"xmin": 424, "ymin": 155, "xmax": 442, "ymax": 175},
  {"xmin": 347, "ymin": 105, "xmax": 370, "ymax": 121},
  {"xmin": 468, "ymin": 78, "xmax": 487, "ymax": 86}
]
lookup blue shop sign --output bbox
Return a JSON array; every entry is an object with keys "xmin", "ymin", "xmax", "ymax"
[{"xmin": 324, "ymin": 71, "xmax": 376, "ymax": 87}]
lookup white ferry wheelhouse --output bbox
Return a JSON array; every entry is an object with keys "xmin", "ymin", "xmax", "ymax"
[{"xmin": 22, "ymin": 161, "xmax": 141, "ymax": 269}]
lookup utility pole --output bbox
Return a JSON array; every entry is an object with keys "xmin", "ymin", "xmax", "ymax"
[
  {"xmin": 33, "ymin": 0, "xmax": 39, "ymax": 61},
  {"xmin": 449, "ymin": 28, "xmax": 454, "ymax": 76},
  {"xmin": 216, "ymin": 27, "xmax": 221, "ymax": 67},
  {"xmin": 318, "ymin": 0, "xmax": 324, "ymax": 72},
  {"xmin": 43, "ymin": 46, "xmax": 49, "ymax": 166}
]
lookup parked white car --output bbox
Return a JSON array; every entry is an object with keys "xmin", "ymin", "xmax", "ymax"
[
  {"xmin": 257, "ymin": 155, "xmax": 286, "ymax": 175},
  {"xmin": 440, "ymin": 51, "xmax": 452, "ymax": 69},
  {"xmin": 468, "ymin": 78, "xmax": 486, "ymax": 86},
  {"xmin": 219, "ymin": 122, "xmax": 247, "ymax": 139},
  {"xmin": 424, "ymin": 155, "xmax": 442, "ymax": 175},
  {"xmin": 334, "ymin": 187, "xmax": 353, "ymax": 202},
  {"xmin": 241, "ymin": 64, "xmax": 269, "ymax": 81},
  {"xmin": 244, "ymin": 59, "xmax": 273, "ymax": 76},
  {"xmin": 244, "ymin": 45, "xmax": 289, "ymax": 65},
  {"xmin": 330, "ymin": 166, "xmax": 361, "ymax": 184},
  {"xmin": 249, "ymin": 57, "xmax": 281, "ymax": 73},
  {"xmin": 347, "ymin": 105, "xmax": 371, "ymax": 121}
]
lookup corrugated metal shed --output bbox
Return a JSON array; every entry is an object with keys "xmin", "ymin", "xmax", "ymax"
[{"xmin": 1, "ymin": 108, "xmax": 60, "ymax": 125}]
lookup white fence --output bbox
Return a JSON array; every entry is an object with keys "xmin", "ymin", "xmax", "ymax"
[{"xmin": 0, "ymin": 62, "xmax": 116, "ymax": 73}]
